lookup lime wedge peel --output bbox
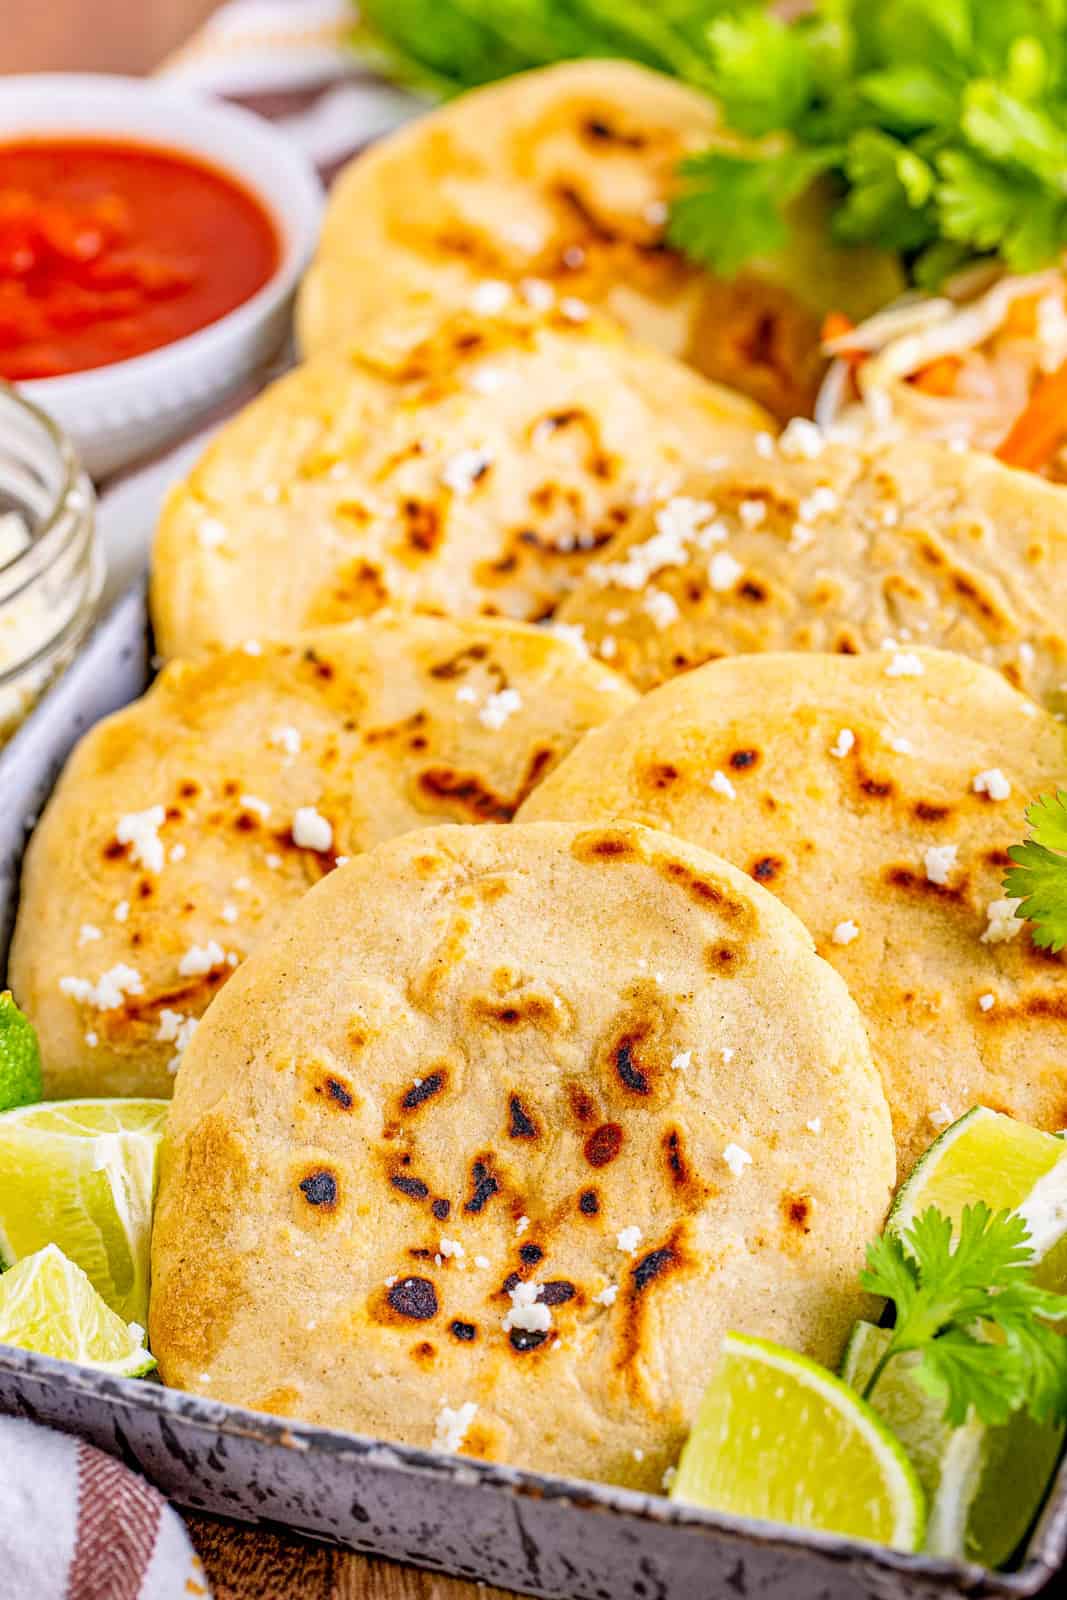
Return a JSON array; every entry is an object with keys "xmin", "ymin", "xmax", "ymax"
[
  {"xmin": 0, "ymin": 992, "xmax": 43, "ymax": 1114},
  {"xmin": 0, "ymin": 1098, "xmax": 167, "ymax": 1326},
  {"xmin": 0, "ymin": 1243, "xmax": 155, "ymax": 1378},
  {"xmin": 671, "ymin": 1331, "xmax": 925, "ymax": 1553},
  {"xmin": 888, "ymin": 1105, "xmax": 1067, "ymax": 1272},
  {"xmin": 842, "ymin": 1320, "xmax": 1063, "ymax": 1569}
]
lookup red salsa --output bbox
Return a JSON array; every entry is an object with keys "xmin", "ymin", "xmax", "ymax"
[{"xmin": 0, "ymin": 138, "xmax": 280, "ymax": 380}]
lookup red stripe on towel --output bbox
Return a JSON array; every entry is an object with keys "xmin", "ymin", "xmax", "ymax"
[{"xmin": 68, "ymin": 1439, "xmax": 163, "ymax": 1600}]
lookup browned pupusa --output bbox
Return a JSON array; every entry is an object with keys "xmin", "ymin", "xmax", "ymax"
[
  {"xmin": 151, "ymin": 301, "xmax": 770, "ymax": 660},
  {"xmin": 9, "ymin": 615, "xmax": 634, "ymax": 1098},
  {"xmin": 298, "ymin": 60, "xmax": 901, "ymax": 420},
  {"xmin": 557, "ymin": 431, "xmax": 1067, "ymax": 703},
  {"xmin": 520, "ymin": 649, "xmax": 1067, "ymax": 1172},
  {"xmin": 150, "ymin": 821, "xmax": 893, "ymax": 1490}
]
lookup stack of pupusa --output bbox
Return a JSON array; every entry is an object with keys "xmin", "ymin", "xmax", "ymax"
[{"xmin": 13, "ymin": 57, "xmax": 1067, "ymax": 1494}]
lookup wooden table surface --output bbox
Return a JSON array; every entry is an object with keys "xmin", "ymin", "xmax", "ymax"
[{"xmin": 186, "ymin": 1512, "xmax": 523, "ymax": 1600}]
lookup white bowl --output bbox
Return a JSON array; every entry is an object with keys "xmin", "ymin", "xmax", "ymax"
[{"xmin": 0, "ymin": 75, "xmax": 323, "ymax": 477}]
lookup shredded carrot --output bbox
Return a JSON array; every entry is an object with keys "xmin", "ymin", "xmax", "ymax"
[
  {"xmin": 820, "ymin": 311, "xmax": 865, "ymax": 368},
  {"xmin": 1000, "ymin": 292, "xmax": 1044, "ymax": 340},
  {"xmin": 996, "ymin": 356, "xmax": 1067, "ymax": 472},
  {"xmin": 909, "ymin": 355, "xmax": 963, "ymax": 396}
]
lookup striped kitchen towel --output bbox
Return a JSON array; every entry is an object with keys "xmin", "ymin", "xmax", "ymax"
[{"xmin": 0, "ymin": 1415, "xmax": 210, "ymax": 1599}]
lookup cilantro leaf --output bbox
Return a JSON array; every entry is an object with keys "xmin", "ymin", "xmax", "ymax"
[
  {"xmin": 861, "ymin": 1203, "xmax": 1067, "ymax": 1429},
  {"xmin": 667, "ymin": 147, "xmax": 837, "ymax": 276},
  {"xmin": 1005, "ymin": 791, "xmax": 1067, "ymax": 952},
  {"xmin": 834, "ymin": 128, "xmax": 938, "ymax": 252},
  {"xmin": 706, "ymin": 13, "xmax": 812, "ymax": 139}
]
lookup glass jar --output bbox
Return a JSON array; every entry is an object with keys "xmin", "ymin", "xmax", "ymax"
[{"xmin": 0, "ymin": 384, "xmax": 101, "ymax": 747}]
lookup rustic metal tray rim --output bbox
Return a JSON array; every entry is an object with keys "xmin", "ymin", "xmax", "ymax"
[{"xmin": 2, "ymin": 1343, "xmax": 1060, "ymax": 1595}]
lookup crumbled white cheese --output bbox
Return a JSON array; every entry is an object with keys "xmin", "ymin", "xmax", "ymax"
[
  {"xmin": 832, "ymin": 920, "xmax": 859, "ymax": 945},
  {"xmin": 233, "ymin": 876, "xmax": 251, "ymax": 892},
  {"xmin": 467, "ymin": 365, "xmax": 507, "ymax": 395},
  {"xmin": 754, "ymin": 431, "xmax": 776, "ymax": 459},
  {"xmin": 114, "ymin": 900, "xmax": 129, "ymax": 923},
  {"xmin": 979, "ymin": 992, "xmax": 996, "ymax": 1011},
  {"xmin": 78, "ymin": 924, "xmax": 102, "ymax": 946},
  {"xmin": 599, "ymin": 637, "xmax": 617, "ymax": 660},
  {"xmin": 178, "ymin": 941, "xmax": 226, "ymax": 977},
  {"xmin": 292, "ymin": 806, "xmax": 333, "ymax": 853},
  {"xmin": 469, "ymin": 279, "xmax": 512, "ymax": 315},
  {"xmin": 923, "ymin": 844, "xmax": 958, "ymax": 886},
  {"xmin": 441, "ymin": 449, "xmax": 492, "ymax": 496},
  {"xmin": 778, "ymin": 419, "xmax": 825, "ymax": 460},
  {"xmin": 981, "ymin": 897, "xmax": 1024, "ymax": 944},
  {"xmin": 515, "ymin": 1215, "xmax": 530, "ymax": 1237},
  {"xmin": 169, "ymin": 844, "xmax": 186, "ymax": 863},
  {"xmin": 157, "ymin": 1009, "xmax": 198, "ymax": 1071},
  {"xmin": 829, "ymin": 729, "xmax": 854, "ymax": 759},
  {"xmin": 788, "ymin": 521, "xmax": 815, "ymax": 553},
  {"xmin": 478, "ymin": 688, "xmax": 522, "ymax": 730},
  {"xmin": 240, "ymin": 794, "xmax": 271, "ymax": 821},
  {"xmin": 798, "ymin": 485, "xmax": 838, "ymax": 521},
  {"xmin": 708, "ymin": 551, "xmax": 743, "ymax": 592},
  {"xmin": 670, "ymin": 1051, "xmax": 692, "ymax": 1072},
  {"xmin": 242, "ymin": 639, "xmax": 262, "ymax": 657},
  {"xmin": 266, "ymin": 852, "xmax": 283, "ymax": 869},
  {"xmin": 721, "ymin": 1046, "xmax": 735, "ymax": 1065},
  {"xmin": 270, "ymin": 725, "xmax": 301, "ymax": 757},
  {"xmin": 709, "ymin": 769, "xmax": 736, "ymax": 800},
  {"xmin": 85, "ymin": 1031, "xmax": 98, "ymax": 1048},
  {"xmin": 455, "ymin": 684, "xmax": 478, "ymax": 704},
  {"xmin": 439, "ymin": 1237, "xmax": 466, "ymax": 1260},
  {"xmin": 60, "ymin": 964, "xmax": 143, "ymax": 1010},
  {"xmin": 221, "ymin": 903, "xmax": 238, "ymax": 924},
  {"xmin": 722, "ymin": 1143, "xmax": 752, "ymax": 1177},
  {"xmin": 972, "ymin": 768, "xmax": 1011, "ymax": 802},
  {"xmin": 115, "ymin": 805, "xmax": 166, "ymax": 874},
  {"xmin": 474, "ymin": 1255, "xmax": 491, "ymax": 1271},
  {"xmin": 197, "ymin": 517, "xmax": 227, "ymax": 550},
  {"xmin": 542, "ymin": 620, "xmax": 588, "ymax": 654},
  {"xmin": 616, "ymin": 1226, "xmax": 643, "ymax": 1254},
  {"xmin": 805, "ymin": 1117, "xmax": 822, "ymax": 1134},
  {"xmin": 559, "ymin": 296, "xmax": 589, "ymax": 323},
  {"xmin": 433, "ymin": 1400, "xmax": 478, "ymax": 1454},
  {"xmin": 519, "ymin": 277, "xmax": 555, "ymax": 311},
  {"xmin": 1019, "ymin": 641, "xmax": 1036, "ymax": 670},
  {"xmin": 594, "ymin": 1284, "xmax": 618, "ymax": 1307},
  {"xmin": 885, "ymin": 651, "xmax": 924, "ymax": 678},
  {"xmin": 930, "ymin": 1103, "xmax": 956, "ymax": 1129},
  {"xmin": 503, "ymin": 1281, "xmax": 552, "ymax": 1334},
  {"xmin": 738, "ymin": 498, "xmax": 766, "ymax": 530},
  {"xmin": 889, "ymin": 737, "xmax": 914, "ymax": 755},
  {"xmin": 642, "ymin": 588, "xmax": 680, "ymax": 629}
]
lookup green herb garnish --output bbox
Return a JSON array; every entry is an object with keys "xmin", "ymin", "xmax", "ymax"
[
  {"xmin": 1006, "ymin": 790, "xmax": 1067, "ymax": 952},
  {"xmin": 861, "ymin": 1203, "xmax": 1067, "ymax": 1427},
  {"xmin": 670, "ymin": 1, "xmax": 1067, "ymax": 286},
  {"xmin": 356, "ymin": 0, "xmax": 1067, "ymax": 287}
]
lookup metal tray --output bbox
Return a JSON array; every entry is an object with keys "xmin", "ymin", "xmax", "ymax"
[{"xmin": 1, "ymin": 585, "xmax": 1065, "ymax": 1600}]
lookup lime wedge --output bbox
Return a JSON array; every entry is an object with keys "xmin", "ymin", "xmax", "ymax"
[
  {"xmin": 889, "ymin": 1106, "xmax": 1067, "ymax": 1285},
  {"xmin": 671, "ymin": 1332, "xmax": 925, "ymax": 1551},
  {"xmin": 843, "ymin": 1320, "xmax": 1063, "ymax": 1568},
  {"xmin": 0, "ymin": 1098, "xmax": 167, "ymax": 1326},
  {"xmin": 0, "ymin": 992, "xmax": 43, "ymax": 1113},
  {"xmin": 0, "ymin": 1243, "xmax": 155, "ymax": 1377}
]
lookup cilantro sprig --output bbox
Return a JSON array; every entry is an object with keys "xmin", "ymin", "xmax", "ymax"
[
  {"xmin": 861, "ymin": 1204, "xmax": 1067, "ymax": 1427},
  {"xmin": 1006, "ymin": 790, "xmax": 1067, "ymax": 953},
  {"xmin": 671, "ymin": 1, "xmax": 1067, "ymax": 286},
  {"xmin": 356, "ymin": 0, "xmax": 1067, "ymax": 288}
]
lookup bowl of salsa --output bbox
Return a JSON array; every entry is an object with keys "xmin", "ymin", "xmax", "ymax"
[{"xmin": 0, "ymin": 78, "xmax": 323, "ymax": 476}]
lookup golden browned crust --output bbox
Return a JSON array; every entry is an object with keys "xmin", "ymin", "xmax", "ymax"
[
  {"xmin": 557, "ymin": 434, "xmax": 1067, "ymax": 704},
  {"xmin": 151, "ymin": 302, "xmax": 770, "ymax": 660},
  {"xmin": 150, "ymin": 820, "xmax": 893, "ymax": 1490},
  {"xmin": 520, "ymin": 649, "xmax": 1067, "ymax": 1172},
  {"xmin": 297, "ymin": 61, "xmax": 902, "ymax": 419},
  {"xmin": 9, "ymin": 615, "xmax": 634, "ymax": 1098}
]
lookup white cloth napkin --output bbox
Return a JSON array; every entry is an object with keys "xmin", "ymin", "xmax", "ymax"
[{"xmin": 0, "ymin": 1416, "xmax": 211, "ymax": 1600}]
